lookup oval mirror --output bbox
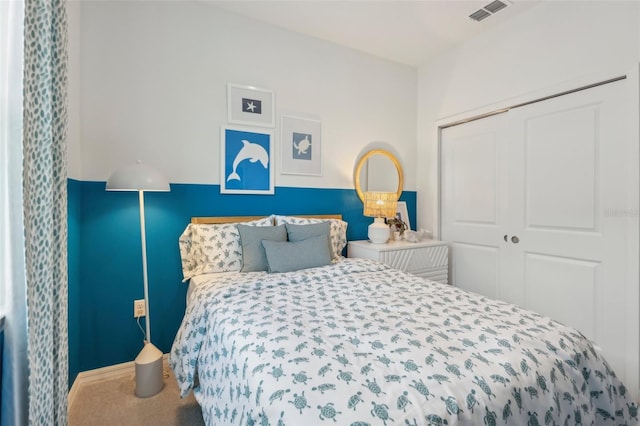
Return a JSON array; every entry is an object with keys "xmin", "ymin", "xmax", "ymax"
[{"xmin": 354, "ymin": 149, "xmax": 404, "ymax": 202}]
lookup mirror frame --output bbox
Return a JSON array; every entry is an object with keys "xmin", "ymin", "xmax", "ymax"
[{"xmin": 354, "ymin": 149, "xmax": 404, "ymax": 202}]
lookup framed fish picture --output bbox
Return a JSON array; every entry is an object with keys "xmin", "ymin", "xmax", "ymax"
[
  {"xmin": 227, "ymin": 83, "xmax": 275, "ymax": 128},
  {"xmin": 221, "ymin": 126, "xmax": 275, "ymax": 195},
  {"xmin": 280, "ymin": 115, "xmax": 322, "ymax": 176}
]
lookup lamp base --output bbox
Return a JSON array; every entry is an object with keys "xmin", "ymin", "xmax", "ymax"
[
  {"xmin": 134, "ymin": 342, "xmax": 164, "ymax": 398},
  {"xmin": 368, "ymin": 217, "xmax": 390, "ymax": 244}
]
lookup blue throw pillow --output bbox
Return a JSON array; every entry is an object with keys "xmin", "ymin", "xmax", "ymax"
[
  {"xmin": 285, "ymin": 221, "xmax": 329, "ymax": 241},
  {"xmin": 238, "ymin": 224, "xmax": 287, "ymax": 272},
  {"xmin": 285, "ymin": 222, "xmax": 334, "ymax": 256},
  {"xmin": 262, "ymin": 235, "xmax": 332, "ymax": 273}
]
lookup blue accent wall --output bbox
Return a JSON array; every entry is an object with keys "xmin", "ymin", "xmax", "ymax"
[
  {"xmin": 67, "ymin": 180, "xmax": 416, "ymax": 384},
  {"xmin": 67, "ymin": 179, "xmax": 82, "ymax": 388}
]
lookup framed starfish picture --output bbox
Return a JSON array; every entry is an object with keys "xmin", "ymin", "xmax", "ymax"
[
  {"xmin": 227, "ymin": 83, "xmax": 275, "ymax": 128},
  {"xmin": 280, "ymin": 115, "xmax": 322, "ymax": 176}
]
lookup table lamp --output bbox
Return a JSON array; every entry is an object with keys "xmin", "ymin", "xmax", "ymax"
[
  {"xmin": 363, "ymin": 191, "xmax": 397, "ymax": 244},
  {"xmin": 106, "ymin": 160, "xmax": 170, "ymax": 397}
]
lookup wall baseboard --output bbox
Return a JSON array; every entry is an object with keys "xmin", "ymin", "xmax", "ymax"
[{"xmin": 68, "ymin": 353, "xmax": 169, "ymax": 410}]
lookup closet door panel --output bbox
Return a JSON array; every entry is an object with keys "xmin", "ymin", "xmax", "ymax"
[
  {"xmin": 451, "ymin": 242, "xmax": 499, "ymax": 298},
  {"xmin": 509, "ymin": 83, "xmax": 625, "ymax": 248},
  {"xmin": 449, "ymin": 133, "xmax": 497, "ymax": 224},
  {"xmin": 507, "ymin": 80, "xmax": 630, "ymax": 383},
  {"xmin": 524, "ymin": 252, "xmax": 599, "ymax": 341},
  {"xmin": 441, "ymin": 114, "xmax": 508, "ymax": 295},
  {"xmin": 524, "ymin": 106, "xmax": 598, "ymax": 231}
]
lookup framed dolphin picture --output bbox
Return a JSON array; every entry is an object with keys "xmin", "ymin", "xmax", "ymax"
[
  {"xmin": 221, "ymin": 126, "xmax": 275, "ymax": 194},
  {"xmin": 280, "ymin": 115, "xmax": 322, "ymax": 176}
]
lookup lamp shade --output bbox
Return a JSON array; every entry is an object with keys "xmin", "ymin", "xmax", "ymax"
[
  {"xmin": 363, "ymin": 191, "xmax": 397, "ymax": 218},
  {"xmin": 106, "ymin": 161, "xmax": 170, "ymax": 192}
]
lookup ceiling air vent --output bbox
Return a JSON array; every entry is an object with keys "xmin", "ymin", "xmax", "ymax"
[
  {"xmin": 469, "ymin": 0, "xmax": 510, "ymax": 22},
  {"xmin": 484, "ymin": 0, "xmax": 508, "ymax": 14},
  {"xmin": 469, "ymin": 9, "xmax": 491, "ymax": 22}
]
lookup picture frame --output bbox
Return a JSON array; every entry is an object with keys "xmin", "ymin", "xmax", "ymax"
[
  {"xmin": 280, "ymin": 115, "xmax": 322, "ymax": 176},
  {"xmin": 220, "ymin": 126, "xmax": 275, "ymax": 195},
  {"xmin": 227, "ymin": 83, "xmax": 275, "ymax": 128},
  {"xmin": 396, "ymin": 201, "xmax": 411, "ymax": 231}
]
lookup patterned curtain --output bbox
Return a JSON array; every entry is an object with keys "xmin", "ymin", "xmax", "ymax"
[
  {"xmin": 1, "ymin": 1, "xmax": 27, "ymax": 425},
  {"xmin": 22, "ymin": 0, "xmax": 68, "ymax": 423}
]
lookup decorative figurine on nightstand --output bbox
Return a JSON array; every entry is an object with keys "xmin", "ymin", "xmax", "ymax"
[
  {"xmin": 404, "ymin": 229, "xmax": 430, "ymax": 243},
  {"xmin": 387, "ymin": 216, "xmax": 407, "ymax": 241}
]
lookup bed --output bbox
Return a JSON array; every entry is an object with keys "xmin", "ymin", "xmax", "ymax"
[{"xmin": 170, "ymin": 215, "xmax": 636, "ymax": 425}]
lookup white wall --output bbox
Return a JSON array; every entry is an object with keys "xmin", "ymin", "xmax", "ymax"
[
  {"xmin": 66, "ymin": 0, "xmax": 82, "ymax": 179},
  {"xmin": 71, "ymin": 1, "xmax": 417, "ymax": 191},
  {"xmin": 417, "ymin": 1, "xmax": 640, "ymax": 234}
]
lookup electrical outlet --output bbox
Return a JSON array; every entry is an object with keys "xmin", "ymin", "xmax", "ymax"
[{"xmin": 134, "ymin": 299, "xmax": 146, "ymax": 318}]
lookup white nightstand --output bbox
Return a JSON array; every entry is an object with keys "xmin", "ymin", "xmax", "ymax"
[{"xmin": 347, "ymin": 239, "xmax": 449, "ymax": 284}]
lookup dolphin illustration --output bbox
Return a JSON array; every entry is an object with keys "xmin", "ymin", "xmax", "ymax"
[{"xmin": 227, "ymin": 140, "xmax": 269, "ymax": 182}]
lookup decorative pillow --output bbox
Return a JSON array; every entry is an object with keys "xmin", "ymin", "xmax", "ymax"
[
  {"xmin": 274, "ymin": 215, "xmax": 347, "ymax": 258},
  {"xmin": 285, "ymin": 222, "xmax": 330, "ymax": 241},
  {"xmin": 238, "ymin": 224, "xmax": 287, "ymax": 272},
  {"xmin": 178, "ymin": 216, "xmax": 273, "ymax": 281},
  {"xmin": 286, "ymin": 222, "xmax": 332, "ymax": 259},
  {"xmin": 262, "ymin": 235, "xmax": 332, "ymax": 273}
]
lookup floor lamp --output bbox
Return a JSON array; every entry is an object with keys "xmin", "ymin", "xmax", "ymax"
[{"xmin": 106, "ymin": 160, "xmax": 170, "ymax": 397}]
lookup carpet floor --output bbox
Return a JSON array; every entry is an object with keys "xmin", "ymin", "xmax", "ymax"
[{"xmin": 68, "ymin": 366, "xmax": 205, "ymax": 426}]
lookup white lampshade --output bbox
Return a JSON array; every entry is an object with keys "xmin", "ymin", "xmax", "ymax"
[{"xmin": 106, "ymin": 161, "xmax": 170, "ymax": 192}]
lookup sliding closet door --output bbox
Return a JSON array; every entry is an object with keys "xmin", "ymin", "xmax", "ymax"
[
  {"xmin": 505, "ymin": 80, "xmax": 633, "ymax": 382},
  {"xmin": 441, "ymin": 77, "xmax": 637, "ymax": 395},
  {"xmin": 440, "ymin": 114, "xmax": 509, "ymax": 298}
]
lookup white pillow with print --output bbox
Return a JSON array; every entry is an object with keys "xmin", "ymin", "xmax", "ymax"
[{"xmin": 179, "ymin": 216, "xmax": 273, "ymax": 281}]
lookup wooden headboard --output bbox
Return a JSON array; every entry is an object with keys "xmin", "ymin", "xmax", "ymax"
[{"xmin": 191, "ymin": 214, "xmax": 342, "ymax": 224}]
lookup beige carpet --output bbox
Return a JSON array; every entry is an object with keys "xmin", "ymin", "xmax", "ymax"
[{"xmin": 68, "ymin": 367, "xmax": 205, "ymax": 426}]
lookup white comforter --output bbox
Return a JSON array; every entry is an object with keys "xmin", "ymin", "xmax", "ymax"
[{"xmin": 171, "ymin": 258, "xmax": 635, "ymax": 425}]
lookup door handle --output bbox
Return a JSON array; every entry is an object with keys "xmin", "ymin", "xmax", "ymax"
[
  {"xmin": 511, "ymin": 236, "xmax": 520, "ymax": 244},
  {"xmin": 504, "ymin": 234, "xmax": 508, "ymax": 242}
]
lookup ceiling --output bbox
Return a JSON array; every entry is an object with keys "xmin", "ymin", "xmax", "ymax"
[{"xmin": 213, "ymin": 0, "xmax": 540, "ymax": 67}]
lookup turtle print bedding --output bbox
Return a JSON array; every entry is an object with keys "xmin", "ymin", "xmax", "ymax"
[{"xmin": 170, "ymin": 258, "xmax": 635, "ymax": 425}]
